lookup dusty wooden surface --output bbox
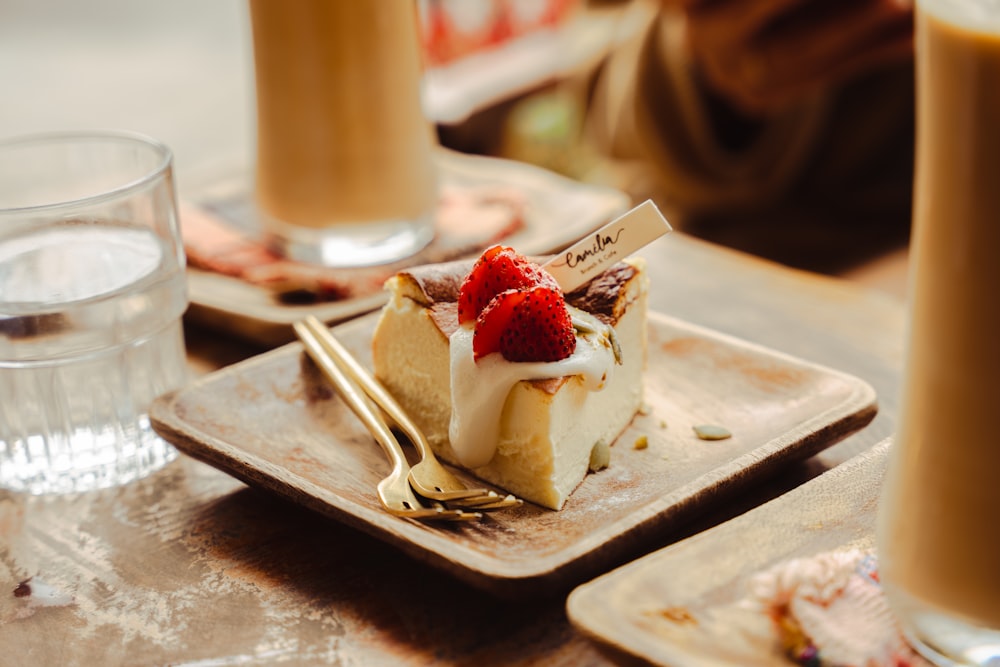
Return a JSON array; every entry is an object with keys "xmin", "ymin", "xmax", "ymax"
[{"xmin": 0, "ymin": 233, "xmax": 906, "ymax": 666}]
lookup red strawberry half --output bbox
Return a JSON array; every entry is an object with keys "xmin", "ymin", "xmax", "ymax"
[
  {"xmin": 474, "ymin": 286, "xmax": 576, "ymax": 362},
  {"xmin": 473, "ymin": 288, "xmax": 524, "ymax": 359},
  {"xmin": 457, "ymin": 245, "xmax": 558, "ymax": 323}
]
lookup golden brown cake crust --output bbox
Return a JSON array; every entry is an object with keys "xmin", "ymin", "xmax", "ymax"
[
  {"xmin": 564, "ymin": 262, "xmax": 639, "ymax": 324},
  {"xmin": 398, "ymin": 259, "xmax": 640, "ymax": 325},
  {"xmin": 396, "ymin": 258, "xmax": 642, "ymax": 396},
  {"xmin": 396, "ymin": 259, "xmax": 471, "ymax": 305},
  {"xmin": 428, "ymin": 302, "xmax": 460, "ymax": 338}
]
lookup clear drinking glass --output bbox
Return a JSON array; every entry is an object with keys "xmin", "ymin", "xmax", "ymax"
[
  {"xmin": 248, "ymin": 0, "xmax": 438, "ymax": 267},
  {"xmin": 0, "ymin": 131, "xmax": 188, "ymax": 494},
  {"xmin": 876, "ymin": 1, "xmax": 1000, "ymax": 664}
]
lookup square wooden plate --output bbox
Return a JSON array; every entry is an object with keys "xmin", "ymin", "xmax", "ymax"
[{"xmin": 150, "ymin": 311, "xmax": 877, "ymax": 598}]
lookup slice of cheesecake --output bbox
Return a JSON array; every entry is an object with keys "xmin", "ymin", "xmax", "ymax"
[{"xmin": 371, "ymin": 257, "xmax": 648, "ymax": 510}]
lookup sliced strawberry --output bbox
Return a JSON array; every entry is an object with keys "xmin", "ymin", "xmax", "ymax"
[
  {"xmin": 473, "ymin": 289, "xmax": 525, "ymax": 359},
  {"xmin": 499, "ymin": 286, "xmax": 576, "ymax": 362},
  {"xmin": 457, "ymin": 245, "xmax": 558, "ymax": 324},
  {"xmin": 457, "ymin": 245, "xmax": 503, "ymax": 323}
]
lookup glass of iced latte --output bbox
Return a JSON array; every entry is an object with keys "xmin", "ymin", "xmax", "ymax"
[
  {"xmin": 876, "ymin": 0, "xmax": 1000, "ymax": 664},
  {"xmin": 247, "ymin": 0, "xmax": 438, "ymax": 267}
]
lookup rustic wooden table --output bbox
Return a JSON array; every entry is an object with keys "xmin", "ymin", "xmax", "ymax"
[
  {"xmin": 0, "ymin": 231, "xmax": 907, "ymax": 666},
  {"xmin": 0, "ymin": 1, "xmax": 915, "ymax": 662}
]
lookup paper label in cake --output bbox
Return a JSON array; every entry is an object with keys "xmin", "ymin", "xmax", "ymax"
[{"xmin": 541, "ymin": 199, "xmax": 671, "ymax": 293}]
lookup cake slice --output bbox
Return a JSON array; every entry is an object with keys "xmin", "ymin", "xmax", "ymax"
[{"xmin": 371, "ymin": 251, "xmax": 648, "ymax": 510}]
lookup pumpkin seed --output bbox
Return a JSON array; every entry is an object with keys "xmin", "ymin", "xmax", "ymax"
[{"xmin": 693, "ymin": 424, "xmax": 732, "ymax": 441}]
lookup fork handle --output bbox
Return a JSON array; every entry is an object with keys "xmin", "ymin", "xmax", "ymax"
[
  {"xmin": 293, "ymin": 321, "xmax": 409, "ymax": 477},
  {"xmin": 301, "ymin": 316, "xmax": 433, "ymax": 457}
]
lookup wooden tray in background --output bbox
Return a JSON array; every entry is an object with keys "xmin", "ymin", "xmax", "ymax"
[
  {"xmin": 150, "ymin": 311, "xmax": 877, "ymax": 598},
  {"xmin": 183, "ymin": 150, "xmax": 631, "ymax": 346}
]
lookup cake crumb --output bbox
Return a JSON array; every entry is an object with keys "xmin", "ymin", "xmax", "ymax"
[
  {"xmin": 652, "ymin": 606, "xmax": 698, "ymax": 626},
  {"xmin": 693, "ymin": 424, "xmax": 732, "ymax": 441},
  {"xmin": 659, "ymin": 419, "xmax": 668, "ymax": 429},
  {"xmin": 588, "ymin": 440, "xmax": 610, "ymax": 471},
  {"xmin": 633, "ymin": 435, "xmax": 648, "ymax": 450}
]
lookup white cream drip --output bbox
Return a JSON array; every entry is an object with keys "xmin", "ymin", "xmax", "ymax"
[{"xmin": 447, "ymin": 311, "xmax": 617, "ymax": 468}]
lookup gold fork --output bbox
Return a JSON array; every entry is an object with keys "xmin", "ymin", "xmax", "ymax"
[
  {"xmin": 298, "ymin": 316, "xmax": 521, "ymax": 512},
  {"xmin": 294, "ymin": 320, "xmax": 481, "ymax": 522}
]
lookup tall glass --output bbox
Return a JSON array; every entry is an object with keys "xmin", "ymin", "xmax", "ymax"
[
  {"xmin": 0, "ymin": 131, "xmax": 188, "ymax": 494},
  {"xmin": 876, "ymin": 1, "xmax": 1000, "ymax": 664},
  {"xmin": 248, "ymin": 0, "xmax": 438, "ymax": 267}
]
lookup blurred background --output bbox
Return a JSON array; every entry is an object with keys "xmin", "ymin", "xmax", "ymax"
[
  {"xmin": 0, "ymin": 0, "xmax": 615, "ymax": 196},
  {"xmin": 0, "ymin": 0, "xmax": 253, "ymax": 194},
  {"xmin": 0, "ymin": 0, "xmax": 909, "ymax": 295}
]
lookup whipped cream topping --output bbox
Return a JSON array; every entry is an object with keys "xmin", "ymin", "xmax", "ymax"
[{"xmin": 447, "ymin": 310, "xmax": 617, "ymax": 468}]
